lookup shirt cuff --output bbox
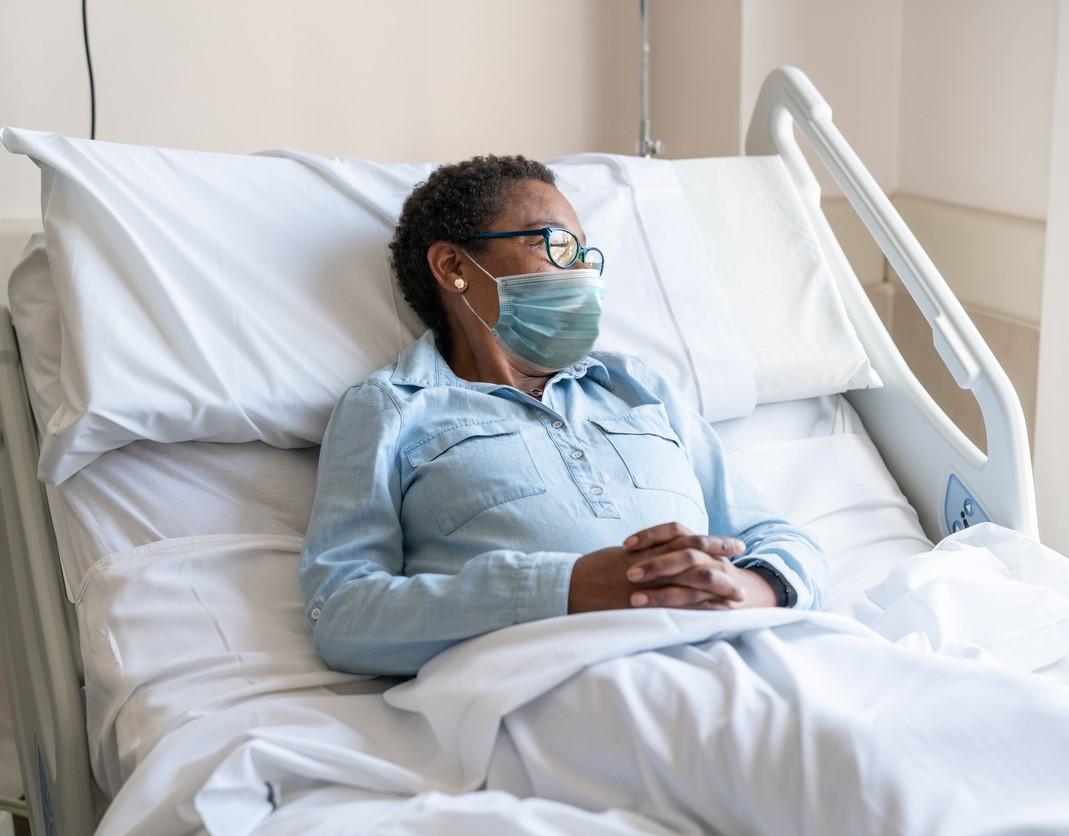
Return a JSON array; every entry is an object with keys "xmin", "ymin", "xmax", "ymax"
[{"xmin": 514, "ymin": 551, "xmax": 582, "ymax": 625}]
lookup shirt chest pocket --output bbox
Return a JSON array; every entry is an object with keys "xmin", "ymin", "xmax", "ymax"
[
  {"xmin": 589, "ymin": 404, "xmax": 704, "ymax": 505},
  {"xmin": 404, "ymin": 420, "xmax": 547, "ymax": 535}
]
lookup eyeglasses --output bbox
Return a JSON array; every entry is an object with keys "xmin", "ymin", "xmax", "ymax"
[{"xmin": 468, "ymin": 226, "xmax": 605, "ymax": 275}]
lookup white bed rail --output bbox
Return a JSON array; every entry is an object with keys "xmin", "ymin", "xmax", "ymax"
[
  {"xmin": 0, "ymin": 305, "xmax": 96, "ymax": 836},
  {"xmin": 746, "ymin": 66, "xmax": 1037, "ymax": 541}
]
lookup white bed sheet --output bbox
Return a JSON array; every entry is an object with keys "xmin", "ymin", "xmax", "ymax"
[{"xmin": 83, "ymin": 525, "xmax": 1069, "ymax": 836}]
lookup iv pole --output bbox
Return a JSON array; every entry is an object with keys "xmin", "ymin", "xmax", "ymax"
[{"xmin": 638, "ymin": 0, "xmax": 662, "ymax": 158}]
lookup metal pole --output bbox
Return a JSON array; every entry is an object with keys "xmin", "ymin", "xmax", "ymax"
[{"xmin": 638, "ymin": 0, "xmax": 662, "ymax": 157}]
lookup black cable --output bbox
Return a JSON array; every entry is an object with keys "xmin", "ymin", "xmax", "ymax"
[{"xmin": 82, "ymin": 0, "xmax": 96, "ymax": 139}]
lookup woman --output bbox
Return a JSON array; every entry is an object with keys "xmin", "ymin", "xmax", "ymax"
[{"xmin": 300, "ymin": 155, "xmax": 828, "ymax": 676}]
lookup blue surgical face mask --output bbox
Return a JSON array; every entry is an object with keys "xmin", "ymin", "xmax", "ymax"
[{"xmin": 461, "ymin": 251, "xmax": 605, "ymax": 374}]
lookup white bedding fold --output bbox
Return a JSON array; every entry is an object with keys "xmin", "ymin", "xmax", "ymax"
[
  {"xmin": 78, "ymin": 534, "xmax": 377, "ymax": 795},
  {"xmin": 86, "ymin": 524, "xmax": 1069, "ymax": 835}
]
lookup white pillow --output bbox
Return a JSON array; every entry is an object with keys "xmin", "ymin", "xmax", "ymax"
[
  {"xmin": 1, "ymin": 128, "xmax": 877, "ymax": 485},
  {"xmin": 675, "ymin": 156, "xmax": 882, "ymax": 403},
  {"xmin": 3, "ymin": 130, "xmax": 431, "ymax": 484},
  {"xmin": 6, "ymin": 232, "xmax": 60, "ymax": 437}
]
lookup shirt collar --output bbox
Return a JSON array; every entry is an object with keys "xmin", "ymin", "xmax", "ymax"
[{"xmin": 390, "ymin": 329, "xmax": 611, "ymax": 390}]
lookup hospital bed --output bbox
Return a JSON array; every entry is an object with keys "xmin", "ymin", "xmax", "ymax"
[{"xmin": 0, "ymin": 67, "xmax": 1050, "ymax": 835}]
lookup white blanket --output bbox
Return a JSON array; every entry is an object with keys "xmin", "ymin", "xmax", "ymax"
[{"xmin": 85, "ymin": 524, "xmax": 1069, "ymax": 835}]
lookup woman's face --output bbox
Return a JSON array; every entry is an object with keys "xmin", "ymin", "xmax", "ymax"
[
  {"xmin": 468, "ymin": 178, "xmax": 589, "ymax": 282},
  {"xmin": 440, "ymin": 179, "xmax": 590, "ymax": 332}
]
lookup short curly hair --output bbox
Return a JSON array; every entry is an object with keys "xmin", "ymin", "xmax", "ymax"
[{"xmin": 389, "ymin": 154, "xmax": 556, "ymax": 351}]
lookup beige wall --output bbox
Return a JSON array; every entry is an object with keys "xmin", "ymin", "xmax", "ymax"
[
  {"xmin": 0, "ymin": 0, "xmax": 86, "ymax": 219},
  {"xmin": 892, "ymin": 195, "xmax": 1047, "ymax": 323},
  {"xmin": 817, "ymin": 0, "xmax": 1058, "ymax": 314},
  {"xmin": 739, "ymin": 0, "xmax": 903, "ymax": 196},
  {"xmin": 899, "ymin": 0, "xmax": 1060, "ymax": 219},
  {"xmin": 650, "ymin": 0, "xmax": 742, "ymax": 159},
  {"xmin": 647, "ymin": 0, "xmax": 904, "ymax": 197},
  {"xmin": 90, "ymin": 1, "xmax": 639, "ymax": 162},
  {"xmin": 0, "ymin": 0, "xmax": 640, "ymax": 222}
]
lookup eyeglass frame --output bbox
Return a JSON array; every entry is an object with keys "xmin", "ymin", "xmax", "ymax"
[{"xmin": 467, "ymin": 226, "xmax": 605, "ymax": 275}]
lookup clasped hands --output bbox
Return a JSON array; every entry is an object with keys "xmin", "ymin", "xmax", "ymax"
[{"xmin": 567, "ymin": 522, "xmax": 778, "ymax": 614}]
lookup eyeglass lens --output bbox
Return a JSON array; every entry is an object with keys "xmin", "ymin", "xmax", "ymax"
[
  {"xmin": 580, "ymin": 247, "xmax": 604, "ymax": 273},
  {"xmin": 547, "ymin": 228, "xmax": 579, "ymax": 268}
]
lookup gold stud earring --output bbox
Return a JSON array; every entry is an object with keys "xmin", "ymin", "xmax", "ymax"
[{"xmin": 453, "ymin": 278, "xmax": 467, "ymax": 290}]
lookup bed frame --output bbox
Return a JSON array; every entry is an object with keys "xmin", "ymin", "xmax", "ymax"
[
  {"xmin": 0, "ymin": 67, "xmax": 1037, "ymax": 836},
  {"xmin": 0, "ymin": 304, "xmax": 99, "ymax": 836},
  {"xmin": 748, "ymin": 69, "xmax": 1036, "ymax": 545}
]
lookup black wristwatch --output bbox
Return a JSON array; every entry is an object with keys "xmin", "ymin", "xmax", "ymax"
[{"xmin": 745, "ymin": 562, "xmax": 795, "ymax": 608}]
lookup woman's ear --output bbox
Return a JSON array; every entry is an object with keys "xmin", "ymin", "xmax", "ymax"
[{"xmin": 427, "ymin": 241, "xmax": 468, "ymax": 294}]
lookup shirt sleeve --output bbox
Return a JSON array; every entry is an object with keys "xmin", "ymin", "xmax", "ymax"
[
  {"xmin": 620, "ymin": 357, "xmax": 829, "ymax": 611},
  {"xmin": 299, "ymin": 382, "xmax": 580, "ymax": 676}
]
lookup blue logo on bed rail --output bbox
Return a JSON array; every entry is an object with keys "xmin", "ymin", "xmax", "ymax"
[{"xmin": 944, "ymin": 474, "xmax": 990, "ymax": 535}]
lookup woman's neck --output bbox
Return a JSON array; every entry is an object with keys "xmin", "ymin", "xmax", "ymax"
[{"xmin": 445, "ymin": 328, "xmax": 551, "ymax": 395}]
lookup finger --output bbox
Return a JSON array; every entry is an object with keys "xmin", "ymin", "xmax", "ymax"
[
  {"xmin": 627, "ymin": 547, "xmax": 721, "ymax": 582},
  {"xmin": 623, "ymin": 521, "xmax": 695, "ymax": 551},
  {"xmin": 635, "ymin": 534, "xmax": 747, "ymax": 564},
  {"xmin": 630, "ymin": 585, "xmax": 717, "ymax": 608},
  {"xmin": 706, "ymin": 533, "xmax": 747, "ymax": 557},
  {"xmin": 668, "ymin": 565, "xmax": 746, "ymax": 601},
  {"xmin": 636, "ymin": 563, "xmax": 745, "ymax": 602}
]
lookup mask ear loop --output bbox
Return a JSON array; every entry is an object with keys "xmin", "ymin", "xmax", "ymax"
[{"xmin": 459, "ymin": 249, "xmax": 499, "ymax": 335}]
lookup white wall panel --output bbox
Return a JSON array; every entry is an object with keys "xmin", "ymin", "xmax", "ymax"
[{"xmin": 1035, "ymin": 1, "xmax": 1069, "ymax": 554}]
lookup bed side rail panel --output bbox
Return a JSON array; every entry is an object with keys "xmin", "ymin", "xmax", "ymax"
[
  {"xmin": 745, "ymin": 66, "xmax": 1037, "ymax": 542},
  {"xmin": 0, "ymin": 305, "xmax": 96, "ymax": 836}
]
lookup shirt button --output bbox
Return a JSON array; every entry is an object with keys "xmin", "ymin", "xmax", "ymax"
[
  {"xmin": 570, "ymin": 450, "xmax": 585, "ymax": 459},
  {"xmin": 310, "ymin": 607, "xmax": 322, "ymax": 621},
  {"xmin": 589, "ymin": 486, "xmax": 604, "ymax": 496},
  {"xmin": 552, "ymin": 420, "xmax": 564, "ymax": 429}
]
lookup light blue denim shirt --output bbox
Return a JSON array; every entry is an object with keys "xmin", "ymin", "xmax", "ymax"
[{"xmin": 301, "ymin": 330, "xmax": 828, "ymax": 675}]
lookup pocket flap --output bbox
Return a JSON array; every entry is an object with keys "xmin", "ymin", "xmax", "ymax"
[
  {"xmin": 405, "ymin": 419, "xmax": 521, "ymax": 468},
  {"xmin": 588, "ymin": 404, "xmax": 681, "ymax": 445}
]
